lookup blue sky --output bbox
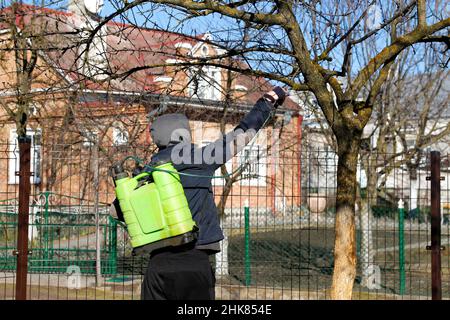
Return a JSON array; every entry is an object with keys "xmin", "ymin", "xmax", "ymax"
[{"xmin": 5, "ymin": 0, "xmax": 221, "ymax": 38}]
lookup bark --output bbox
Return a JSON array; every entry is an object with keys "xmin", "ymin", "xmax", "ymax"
[{"xmin": 331, "ymin": 134, "xmax": 360, "ymax": 299}]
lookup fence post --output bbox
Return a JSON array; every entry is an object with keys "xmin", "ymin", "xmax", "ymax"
[
  {"xmin": 244, "ymin": 199, "xmax": 251, "ymax": 286},
  {"xmin": 15, "ymin": 136, "xmax": 32, "ymax": 300},
  {"xmin": 108, "ymin": 216, "xmax": 117, "ymax": 275},
  {"xmin": 398, "ymin": 199, "xmax": 405, "ymax": 295},
  {"xmin": 428, "ymin": 151, "xmax": 442, "ymax": 300}
]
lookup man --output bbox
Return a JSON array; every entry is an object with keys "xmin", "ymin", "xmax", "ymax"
[{"xmin": 112, "ymin": 86, "xmax": 287, "ymax": 300}]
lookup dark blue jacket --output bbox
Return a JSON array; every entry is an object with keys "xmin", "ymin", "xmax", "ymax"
[{"xmin": 149, "ymin": 97, "xmax": 275, "ymax": 251}]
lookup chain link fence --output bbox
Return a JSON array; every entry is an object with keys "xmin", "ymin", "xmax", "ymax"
[{"xmin": 0, "ymin": 142, "xmax": 449, "ymax": 300}]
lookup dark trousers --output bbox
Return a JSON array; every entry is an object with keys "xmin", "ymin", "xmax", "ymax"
[{"xmin": 141, "ymin": 244, "xmax": 216, "ymax": 300}]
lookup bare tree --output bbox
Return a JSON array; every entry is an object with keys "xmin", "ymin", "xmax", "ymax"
[
  {"xmin": 299, "ymin": 48, "xmax": 450, "ymax": 288},
  {"xmin": 359, "ymin": 50, "xmax": 449, "ymax": 288},
  {"xmin": 0, "ymin": 1, "xmax": 157, "ymax": 287},
  {"xmin": 2, "ymin": 0, "xmax": 448, "ymax": 299},
  {"xmin": 95, "ymin": 0, "xmax": 449, "ymax": 299}
]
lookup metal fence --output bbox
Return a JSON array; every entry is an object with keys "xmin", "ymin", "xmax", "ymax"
[{"xmin": 0, "ymin": 141, "xmax": 449, "ymax": 300}]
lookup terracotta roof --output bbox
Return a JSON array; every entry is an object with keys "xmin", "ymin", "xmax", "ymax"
[{"xmin": 1, "ymin": 4, "xmax": 300, "ymax": 112}]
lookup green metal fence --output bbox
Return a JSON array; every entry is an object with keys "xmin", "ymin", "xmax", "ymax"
[
  {"xmin": 0, "ymin": 192, "xmax": 119, "ymax": 275},
  {"xmin": 1, "ymin": 144, "xmax": 449, "ymax": 300}
]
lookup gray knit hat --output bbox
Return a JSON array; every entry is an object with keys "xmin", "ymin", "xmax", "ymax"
[{"xmin": 150, "ymin": 113, "xmax": 192, "ymax": 148}]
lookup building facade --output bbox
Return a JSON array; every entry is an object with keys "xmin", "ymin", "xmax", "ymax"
[{"xmin": 0, "ymin": 3, "xmax": 303, "ymax": 216}]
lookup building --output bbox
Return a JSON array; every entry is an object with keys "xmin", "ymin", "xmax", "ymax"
[{"xmin": 0, "ymin": 3, "xmax": 303, "ymax": 217}]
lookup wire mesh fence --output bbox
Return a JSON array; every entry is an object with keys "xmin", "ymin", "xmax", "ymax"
[{"xmin": 0, "ymin": 141, "xmax": 449, "ymax": 300}]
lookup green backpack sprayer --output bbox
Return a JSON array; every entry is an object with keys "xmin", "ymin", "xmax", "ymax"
[
  {"xmin": 110, "ymin": 93, "xmax": 283, "ymax": 254},
  {"xmin": 111, "ymin": 159, "xmax": 197, "ymax": 255}
]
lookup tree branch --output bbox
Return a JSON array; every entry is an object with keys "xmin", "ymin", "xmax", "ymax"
[
  {"xmin": 364, "ymin": 58, "xmax": 395, "ymax": 120},
  {"xmin": 365, "ymin": 10, "xmax": 402, "ymax": 109},
  {"xmin": 316, "ymin": 0, "xmax": 377, "ymax": 62},
  {"xmin": 110, "ymin": 59, "xmax": 310, "ymax": 91},
  {"xmin": 418, "ymin": 35, "xmax": 450, "ymax": 46},
  {"xmin": 350, "ymin": 1, "xmax": 417, "ymax": 46},
  {"xmin": 417, "ymin": 0, "xmax": 427, "ymax": 28},
  {"xmin": 347, "ymin": 17, "xmax": 450, "ymax": 102},
  {"xmin": 276, "ymin": 2, "xmax": 341, "ymax": 130}
]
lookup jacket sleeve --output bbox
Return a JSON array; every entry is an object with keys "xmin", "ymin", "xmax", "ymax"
[{"xmin": 204, "ymin": 97, "xmax": 275, "ymax": 171}]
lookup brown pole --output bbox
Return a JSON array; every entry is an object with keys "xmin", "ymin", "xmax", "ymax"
[
  {"xmin": 15, "ymin": 136, "xmax": 32, "ymax": 300},
  {"xmin": 430, "ymin": 151, "xmax": 442, "ymax": 300}
]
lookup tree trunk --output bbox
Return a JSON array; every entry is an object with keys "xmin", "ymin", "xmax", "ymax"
[{"xmin": 331, "ymin": 136, "xmax": 360, "ymax": 299}]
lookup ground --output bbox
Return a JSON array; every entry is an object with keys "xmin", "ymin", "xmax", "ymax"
[
  {"xmin": 1, "ymin": 227, "xmax": 449, "ymax": 299},
  {"xmin": 225, "ymin": 227, "xmax": 449, "ymax": 298}
]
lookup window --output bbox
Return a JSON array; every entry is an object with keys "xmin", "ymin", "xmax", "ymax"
[
  {"xmin": 238, "ymin": 145, "xmax": 267, "ymax": 186},
  {"xmin": 9, "ymin": 129, "xmax": 41, "ymax": 185},
  {"xmin": 113, "ymin": 126, "xmax": 129, "ymax": 146},
  {"xmin": 188, "ymin": 66, "xmax": 221, "ymax": 100}
]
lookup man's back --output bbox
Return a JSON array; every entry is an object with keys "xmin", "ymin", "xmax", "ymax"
[{"xmin": 150, "ymin": 144, "xmax": 224, "ymax": 251}]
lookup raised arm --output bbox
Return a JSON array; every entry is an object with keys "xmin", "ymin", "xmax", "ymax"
[{"xmin": 205, "ymin": 87, "xmax": 287, "ymax": 171}]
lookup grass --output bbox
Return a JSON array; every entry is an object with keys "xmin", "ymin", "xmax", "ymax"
[
  {"xmin": 1, "ymin": 282, "xmax": 406, "ymax": 300},
  {"xmin": 0, "ymin": 283, "xmax": 137, "ymax": 300}
]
